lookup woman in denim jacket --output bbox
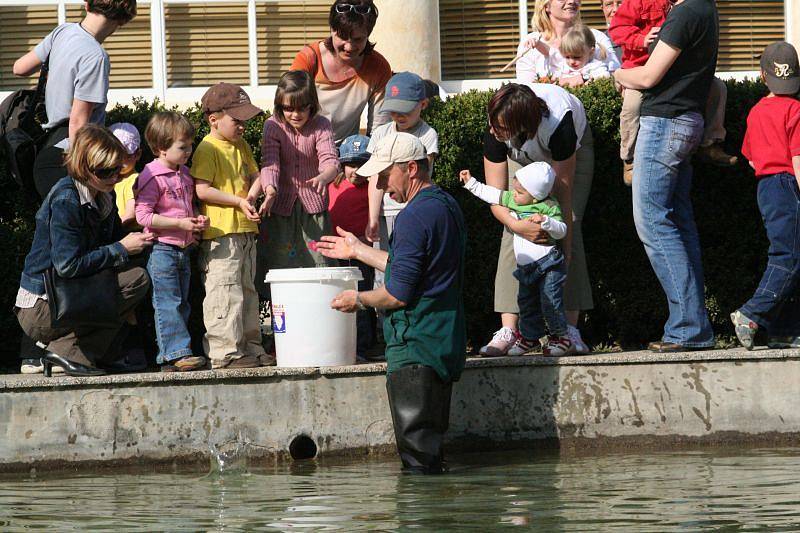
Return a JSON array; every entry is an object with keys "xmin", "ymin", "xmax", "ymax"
[{"xmin": 14, "ymin": 124, "xmax": 154, "ymax": 376}]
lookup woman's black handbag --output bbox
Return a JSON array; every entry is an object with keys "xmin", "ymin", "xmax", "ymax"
[{"xmin": 43, "ymin": 267, "xmax": 121, "ymax": 329}]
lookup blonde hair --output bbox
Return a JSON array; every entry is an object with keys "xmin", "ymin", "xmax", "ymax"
[
  {"xmin": 144, "ymin": 111, "xmax": 195, "ymax": 154},
  {"xmin": 64, "ymin": 124, "xmax": 127, "ymax": 184},
  {"xmin": 531, "ymin": 0, "xmax": 584, "ymax": 41},
  {"xmin": 559, "ymin": 24, "xmax": 607, "ymax": 61}
]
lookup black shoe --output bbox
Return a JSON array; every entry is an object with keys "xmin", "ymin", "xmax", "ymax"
[
  {"xmin": 101, "ymin": 348, "xmax": 148, "ymax": 373},
  {"xmin": 42, "ymin": 353, "xmax": 106, "ymax": 377},
  {"xmin": 647, "ymin": 341, "xmax": 714, "ymax": 353},
  {"xmin": 386, "ymin": 365, "xmax": 452, "ymax": 474}
]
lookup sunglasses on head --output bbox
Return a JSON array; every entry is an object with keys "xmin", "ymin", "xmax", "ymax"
[
  {"xmin": 93, "ymin": 166, "xmax": 123, "ymax": 181},
  {"xmin": 335, "ymin": 3, "xmax": 374, "ymax": 15}
]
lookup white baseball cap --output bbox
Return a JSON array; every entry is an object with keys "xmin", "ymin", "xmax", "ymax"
[
  {"xmin": 109, "ymin": 122, "xmax": 141, "ymax": 155},
  {"xmin": 356, "ymin": 132, "xmax": 427, "ymax": 177}
]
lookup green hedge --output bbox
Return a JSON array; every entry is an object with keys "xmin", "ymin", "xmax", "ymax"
[{"xmin": 0, "ymin": 78, "xmax": 771, "ymax": 364}]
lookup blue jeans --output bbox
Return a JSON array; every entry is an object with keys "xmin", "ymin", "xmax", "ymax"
[
  {"xmin": 633, "ymin": 113, "xmax": 714, "ymax": 347},
  {"xmin": 513, "ymin": 248, "xmax": 568, "ymax": 340},
  {"xmin": 740, "ymin": 173, "xmax": 800, "ymax": 335},
  {"xmin": 147, "ymin": 243, "xmax": 193, "ymax": 363}
]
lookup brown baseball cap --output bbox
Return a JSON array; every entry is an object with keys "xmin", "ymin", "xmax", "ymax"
[{"xmin": 201, "ymin": 83, "xmax": 263, "ymax": 121}]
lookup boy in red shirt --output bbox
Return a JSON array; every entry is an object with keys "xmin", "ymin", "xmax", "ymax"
[
  {"xmin": 609, "ymin": 0, "xmax": 737, "ymax": 185},
  {"xmin": 328, "ymin": 134, "xmax": 378, "ymax": 361},
  {"xmin": 732, "ymin": 41, "xmax": 800, "ymax": 350}
]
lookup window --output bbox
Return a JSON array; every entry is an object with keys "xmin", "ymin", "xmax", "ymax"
[
  {"xmin": 164, "ymin": 2, "xmax": 250, "ymax": 87},
  {"xmin": 718, "ymin": 1, "xmax": 785, "ymax": 71},
  {"xmin": 257, "ymin": 1, "xmax": 329, "ymax": 85},
  {"xmin": 0, "ymin": 6, "xmax": 59, "ymax": 90}
]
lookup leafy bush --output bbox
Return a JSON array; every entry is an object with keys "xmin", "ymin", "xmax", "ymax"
[{"xmin": 0, "ymin": 79, "xmax": 773, "ymax": 365}]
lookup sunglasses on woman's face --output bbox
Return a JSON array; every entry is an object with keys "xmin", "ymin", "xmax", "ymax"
[
  {"xmin": 335, "ymin": 3, "xmax": 374, "ymax": 15},
  {"xmin": 93, "ymin": 166, "xmax": 123, "ymax": 181}
]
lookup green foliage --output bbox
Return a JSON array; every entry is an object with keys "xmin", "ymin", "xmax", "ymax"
[{"xmin": 0, "ymin": 79, "xmax": 777, "ymax": 364}]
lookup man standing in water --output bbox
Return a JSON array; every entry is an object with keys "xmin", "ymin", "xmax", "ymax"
[{"xmin": 318, "ymin": 133, "xmax": 466, "ymax": 474}]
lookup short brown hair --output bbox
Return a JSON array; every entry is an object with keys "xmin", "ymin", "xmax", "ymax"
[
  {"xmin": 324, "ymin": 0, "xmax": 378, "ymax": 56},
  {"xmin": 273, "ymin": 71, "xmax": 320, "ymax": 125},
  {"xmin": 86, "ymin": 0, "xmax": 137, "ymax": 24},
  {"xmin": 144, "ymin": 111, "xmax": 195, "ymax": 154},
  {"xmin": 487, "ymin": 83, "xmax": 549, "ymax": 141},
  {"xmin": 65, "ymin": 124, "xmax": 127, "ymax": 184}
]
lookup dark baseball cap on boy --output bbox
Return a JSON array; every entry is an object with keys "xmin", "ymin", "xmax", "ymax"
[
  {"xmin": 338, "ymin": 135, "xmax": 371, "ymax": 165},
  {"xmin": 760, "ymin": 41, "xmax": 800, "ymax": 95},
  {"xmin": 381, "ymin": 72, "xmax": 426, "ymax": 114},
  {"xmin": 201, "ymin": 83, "xmax": 263, "ymax": 121}
]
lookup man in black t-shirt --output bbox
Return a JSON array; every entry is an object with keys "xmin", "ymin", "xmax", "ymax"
[{"xmin": 612, "ymin": 0, "xmax": 716, "ymax": 353}]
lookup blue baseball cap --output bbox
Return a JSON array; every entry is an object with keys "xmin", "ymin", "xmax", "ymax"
[
  {"xmin": 338, "ymin": 134, "xmax": 371, "ymax": 164},
  {"xmin": 381, "ymin": 72, "xmax": 426, "ymax": 114}
]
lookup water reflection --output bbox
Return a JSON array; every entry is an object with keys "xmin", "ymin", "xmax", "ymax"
[{"xmin": 2, "ymin": 448, "xmax": 800, "ymax": 530}]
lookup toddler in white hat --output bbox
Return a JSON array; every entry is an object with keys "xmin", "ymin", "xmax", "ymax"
[
  {"xmin": 109, "ymin": 122, "xmax": 142, "ymax": 228},
  {"xmin": 460, "ymin": 162, "xmax": 573, "ymax": 357}
]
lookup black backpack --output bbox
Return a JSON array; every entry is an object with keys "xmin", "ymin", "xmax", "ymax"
[{"xmin": 0, "ymin": 59, "xmax": 49, "ymax": 195}]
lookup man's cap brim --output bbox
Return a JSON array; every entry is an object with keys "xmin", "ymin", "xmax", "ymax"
[{"xmin": 356, "ymin": 157, "xmax": 394, "ymax": 177}]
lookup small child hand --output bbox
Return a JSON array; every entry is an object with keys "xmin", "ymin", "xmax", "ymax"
[
  {"xmin": 238, "ymin": 198, "xmax": 261, "ymax": 222},
  {"xmin": 178, "ymin": 217, "xmax": 207, "ymax": 232},
  {"xmin": 645, "ymin": 26, "xmax": 661, "ymax": 46},
  {"xmin": 196, "ymin": 215, "xmax": 210, "ymax": 230},
  {"xmin": 309, "ymin": 176, "xmax": 330, "ymax": 195},
  {"xmin": 529, "ymin": 214, "xmax": 545, "ymax": 224},
  {"xmin": 459, "ymin": 170, "xmax": 472, "ymax": 185}
]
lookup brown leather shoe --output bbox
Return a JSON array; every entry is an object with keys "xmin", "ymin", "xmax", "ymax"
[
  {"xmin": 697, "ymin": 143, "xmax": 738, "ymax": 167},
  {"xmin": 223, "ymin": 354, "xmax": 262, "ymax": 369},
  {"xmin": 623, "ymin": 161, "xmax": 634, "ymax": 186}
]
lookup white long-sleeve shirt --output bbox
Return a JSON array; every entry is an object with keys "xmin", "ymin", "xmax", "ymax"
[{"xmin": 463, "ymin": 177, "xmax": 567, "ymax": 265}]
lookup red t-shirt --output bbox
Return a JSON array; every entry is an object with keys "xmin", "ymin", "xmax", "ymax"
[
  {"xmin": 742, "ymin": 95, "xmax": 800, "ymax": 178},
  {"xmin": 327, "ymin": 179, "xmax": 369, "ymax": 238}
]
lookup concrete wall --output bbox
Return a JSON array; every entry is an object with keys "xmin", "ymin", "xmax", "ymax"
[
  {"xmin": 373, "ymin": 0, "xmax": 441, "ymax": 80},
  {"xmin": 2, "ymin": 349, "xmax": 800, "ymax": 472}
]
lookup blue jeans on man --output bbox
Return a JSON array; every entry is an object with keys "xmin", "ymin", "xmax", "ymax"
[
  {"xmin": 740, "ymin": 173, "xmax": 800, "ymax": 335},
  {"xmin": 513, "ymin": 248, "xmax": 568, "ymax": 340},
  {"xmin": 633, "ymin": 112, "xmax": 714, "ymax": 347},
  {"xmin": 147, "ymin": 243, "xmax": 193, "ymax": 363}
]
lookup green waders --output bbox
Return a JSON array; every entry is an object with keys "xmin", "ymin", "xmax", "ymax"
[{"xmin": 383, "ymin": 187, "xmax": 466, "ymax": 474}]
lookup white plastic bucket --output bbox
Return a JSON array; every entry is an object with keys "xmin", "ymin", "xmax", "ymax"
[{"xmin": 264, "ymin": 267, "xmax": 363, "ymax": 367}]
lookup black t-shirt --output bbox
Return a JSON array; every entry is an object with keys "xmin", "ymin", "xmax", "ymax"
[
  {"xmin": 483, "ymin": 111, "xmax": 578, "ymax": 163},
  {"xmin": 640, "ymin": 0, "xmax": 718, "ymax": 118}
]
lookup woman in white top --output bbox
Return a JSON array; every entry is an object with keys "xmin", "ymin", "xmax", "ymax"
[{"xmin": 516, "ymin": 0, "xmax": 620, "ymax": 87}]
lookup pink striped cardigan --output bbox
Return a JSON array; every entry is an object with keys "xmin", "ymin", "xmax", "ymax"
[{"xmin": 259, "ymin": 114, "xmax": 339, "ymax": 217}]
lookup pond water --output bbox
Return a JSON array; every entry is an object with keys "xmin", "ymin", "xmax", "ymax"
[{"xmin": 2, "ymin": 447, "xmax": 800, "ymax": 531}]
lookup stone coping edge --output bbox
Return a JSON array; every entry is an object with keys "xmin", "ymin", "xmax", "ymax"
[{"xmin": 1, "ymin": 347, "xmax": 798, "ymax": 391}]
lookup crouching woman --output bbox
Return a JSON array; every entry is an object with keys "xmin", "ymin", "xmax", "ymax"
[{"xmin": 14, "ymin": 124, "xmax": 154, "ymax": 376}]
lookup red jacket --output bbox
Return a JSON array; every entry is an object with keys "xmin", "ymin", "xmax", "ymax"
[{"xmin": 609, "ymin": 0, "xmax": 670, "ymax": 68}]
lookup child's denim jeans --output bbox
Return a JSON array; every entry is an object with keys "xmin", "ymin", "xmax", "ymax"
[
  {"xmin": 147, "ymin": 242, "xmax": 193, "ymax": 363},
  {"xmin": 740, "ymin": 172, "xmax": 800, "ymax": 335},
  {"xmin": 513, "ymin": 248, "xmax": 568, "ymax": 341}
]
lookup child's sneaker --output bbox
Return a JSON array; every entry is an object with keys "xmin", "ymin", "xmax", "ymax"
[
  {"xmin": 567, "ymin": 324, "xmax": 590, "ymax": 355},
  {"xmin": 730, "ymin": 310, "xmax": 758, "ymax": 350},
  {"xmin": 767, "ymin": 336, "xmax": 800, "ymax": 349},
  {"xmin": 478, "ymin": 327, "xmax": 517, "ymax": 357},
  {"xmin": 507, "ymin": 336, "xmax": 541, "ymax": 356},
  {"xmin": 543, "ymin": 336, "xmax": 576, "ymax": 357}
]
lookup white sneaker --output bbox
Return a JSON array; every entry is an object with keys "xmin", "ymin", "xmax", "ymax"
[
  {"xmin": 543, "ymin": 335, "xmax": 576, "ymax": 357},
  {"xmin": 507, "ymin": 337, "xmax": 541, "ymax": 356},
  {"xmin": 478, "ymin": 327, "xmax": 517, "ymax": 357},
  {"xmin": 568, "ymin": 325, "xmax": 590, "ymax": 354}
]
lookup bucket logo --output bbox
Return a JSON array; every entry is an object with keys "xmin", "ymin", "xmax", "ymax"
[{"xmin": 273, "ymin": 305, "xmax": 286, "ymax": 334}]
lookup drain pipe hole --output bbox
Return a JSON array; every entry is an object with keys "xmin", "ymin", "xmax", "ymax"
[{"xmin": 289, "ymin": 435, "xmax": 317, "ymax": 461}]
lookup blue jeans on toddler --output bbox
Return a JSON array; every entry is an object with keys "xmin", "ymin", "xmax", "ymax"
[
  {"xmin": 513, "ymin": 248, "xmax": 568, "ymax": 341},
  {"xmin": 740, "ymin": 173, "xmax": 800, "ymax": 335},
  {"xmin": 633, "ymin": 112, "xmax": 714, "ymax": 347},
  {"xmin": 147, "ymin": 242, "xmax": 193, "ymax": 364}
]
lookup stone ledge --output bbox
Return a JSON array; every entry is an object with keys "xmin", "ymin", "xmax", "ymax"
[{"xmin": 1, "ymin": 346, "xmax": 797, "ymax": 391}]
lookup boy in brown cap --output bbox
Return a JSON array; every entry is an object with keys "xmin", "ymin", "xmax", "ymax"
[
  {"xmin": 732, "ymin": 42, "xmax": 800, "ymax": 351},
  {"xmin": 192, "ymin": 83, "xmax": 269, "ymax": 369}
]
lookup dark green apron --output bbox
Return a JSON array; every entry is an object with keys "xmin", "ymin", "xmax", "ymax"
[{"xmin": 383, "ymin": 187, "xmax": 467, "ymax": 384}]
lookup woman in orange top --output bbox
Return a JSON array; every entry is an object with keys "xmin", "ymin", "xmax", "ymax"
[{"xmin": 291, "ymin": 0, "xmax": 393, "ymax": 145}]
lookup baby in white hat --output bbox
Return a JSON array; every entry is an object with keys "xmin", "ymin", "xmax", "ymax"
[
  {"xmin": 460, "ymin": 162, "xmax": 573, "ymax": 357},
  {"xmin": 109, "ymin": 122, "xmax": 142, "ymax": 228}
]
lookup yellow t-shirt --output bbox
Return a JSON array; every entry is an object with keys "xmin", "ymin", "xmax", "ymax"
[
  {"xmin": 191, "ymin": 134, "xmax": 259, "ymax": 240},
  {"xmin": 114, "ymin": 172, "xmax": 138, "ymax": 219}
]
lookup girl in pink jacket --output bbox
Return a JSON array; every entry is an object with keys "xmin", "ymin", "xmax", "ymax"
[{"xmin": 135, "ymin": 112, "xmax": 209, "ymax": 372}]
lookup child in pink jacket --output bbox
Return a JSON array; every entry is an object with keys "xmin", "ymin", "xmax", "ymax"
[{"xmin": 135, "ymin": 112, "xmax": 209, "ymax": 372}]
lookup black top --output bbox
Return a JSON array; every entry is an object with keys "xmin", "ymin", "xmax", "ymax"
[
  {"xmin": 640, "ymin": 0, "xmax": 719, "ymax": 118},
  {"xmin": 483, "ymin": 111, "xmax": 578, "ymax": 163}
]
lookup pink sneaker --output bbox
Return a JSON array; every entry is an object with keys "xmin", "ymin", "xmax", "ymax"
[
  {"xmin": 478, "ymin": 327, "xmax": 517, "ymax": 357},
  {"xmin": 543, "ymin": 336, "xmax": 576, "ymax": 357}
]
